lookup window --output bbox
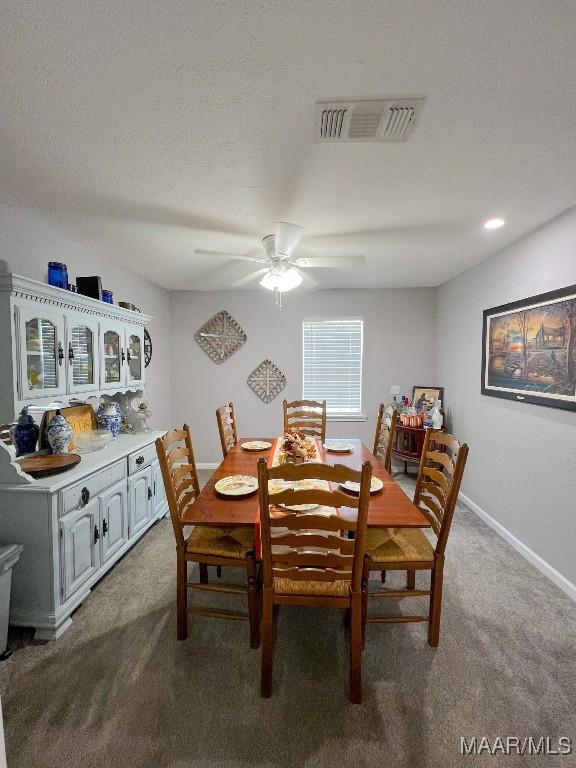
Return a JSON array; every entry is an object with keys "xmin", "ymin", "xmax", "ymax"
[{"xmin": 302, "ymin": 318, "xmax": 363, "ymax": 417}]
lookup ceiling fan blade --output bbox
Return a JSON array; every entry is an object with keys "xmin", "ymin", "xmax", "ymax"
[
  {"xmin": 230, "ymin": 267, "xmax": 270, "ymax": 288},
  {"xmin": 275, "ymin": 222, "xmax": 305, "ymax": 258},
  {"xmin": 293, "ymin": 254, "xmax": 365, "ymax": 269},
  {"xmin": 194, "ymin": 249, "xmax": 268, "ymax": 264}
]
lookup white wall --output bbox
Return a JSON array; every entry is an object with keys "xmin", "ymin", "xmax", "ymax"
[
  {"xmin": 0, "ymin": 203, "xmax": 172, "ymax": 427},
  {"xmin": 170, "ymin": 288, "xmax": 437, "ymax": 464},
  {"xmin": 436, "ymin": 206, "xmax": 576, "ymax": 587}
]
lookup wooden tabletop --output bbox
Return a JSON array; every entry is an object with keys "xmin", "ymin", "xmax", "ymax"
[{"xmin": 182, "ymin": 438, "xmax": 430, "ymax": 529}]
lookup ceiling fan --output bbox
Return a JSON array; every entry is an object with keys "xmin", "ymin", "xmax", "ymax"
[{"xmin": 194, "ymin": 222, "xmax": 365, "ymax": 305}]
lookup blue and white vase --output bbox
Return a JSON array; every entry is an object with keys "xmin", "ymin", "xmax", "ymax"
[
  {"xmin": 46, "ymin": 410, "xmax": 73, "ymax": 455},
  {"xmin": 10, "ymin": 407, "xmax": 40, "ymax": 457},
  {"xmin": 97, "ymin": 401, "xmax": 122, "ymax": 439}
]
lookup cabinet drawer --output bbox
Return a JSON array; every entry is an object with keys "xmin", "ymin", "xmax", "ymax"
[
  {"xmin": 128, "ymin": 443, "xmax": 157, "ymax": 475},
  {"xmin": 61, "ymin": 460, "xmax": 127, "ymax": 513}
]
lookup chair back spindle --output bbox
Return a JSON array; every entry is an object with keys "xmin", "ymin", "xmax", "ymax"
[
  {"xmin": 373, "ymin": 404, "xmax": 399, "ymax": 474},
  {"xmin": 257, "ymin": 459, "xmax": 372, "ymax": 594},
  {"xmin": 283, "ymin": 399, "xmax": 327, "ymax": 442},
  {"xmin": 216, "ymin": 402, "xmax": 238, "ymax": 458},
  {"xmin": 156, "ymin": 425, "xmax": 201, "ymax": 549},
  {"xmin": 413, "ymin": 429, "xmax": 469, "ymax": 556}
]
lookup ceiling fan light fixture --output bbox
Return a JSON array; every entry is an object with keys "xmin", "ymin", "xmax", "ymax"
[{"xmin": 259, "ymin": 264, "xmax": 303, "ymax": 292}]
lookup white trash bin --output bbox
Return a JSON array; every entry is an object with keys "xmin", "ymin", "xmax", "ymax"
[{"xmin": 0, "ymin": 544, "xmax": 23, "ymax": 659}]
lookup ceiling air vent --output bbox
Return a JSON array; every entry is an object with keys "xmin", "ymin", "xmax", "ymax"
[{"xmin": 314, "ymin": 98, "xmax": 425, "ymax": 143}]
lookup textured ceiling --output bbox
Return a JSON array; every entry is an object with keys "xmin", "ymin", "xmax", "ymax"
[{"xmin": 1, "ymin": 0, "xmax": 576, "ymax": 290}]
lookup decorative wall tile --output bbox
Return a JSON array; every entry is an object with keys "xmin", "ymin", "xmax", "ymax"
[
  {"xmin": 247, "ymin": 359, "xmax": 286, "ymax": 404},
  {"xmin": 194, "ymin": 310, "xmax": 247, "ymax": 363}
]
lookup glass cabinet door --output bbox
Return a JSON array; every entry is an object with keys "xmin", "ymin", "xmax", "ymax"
[
  {"xmin": 101, "ymin": 325, "xmax": 124, "ymax": 389},
  {"xmin": 67, "ymin": 317, "xmax": 99, "ymax": 393},
  {"xmin": 127, "ymin": 333, "xmax": 142, "ymax": 383},
  {"xmin": 17, "ymin": 306, "xmax": 66, "ymax": 399}
]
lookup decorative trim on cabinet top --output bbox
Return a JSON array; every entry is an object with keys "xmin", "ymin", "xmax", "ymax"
[{"xmin": 0, "ymin": 274, "xmax": 153, "ymax": 325}]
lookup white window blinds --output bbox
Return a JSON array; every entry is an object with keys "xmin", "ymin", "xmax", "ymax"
[{"xmin": 302, "ymin": 318, "xmax": 363, "ymax": 415}]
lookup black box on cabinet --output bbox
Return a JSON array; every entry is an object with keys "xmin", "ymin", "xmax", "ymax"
[{"xmin": 76, "ymin": 276, "xmax": 102, "ymax": 300}]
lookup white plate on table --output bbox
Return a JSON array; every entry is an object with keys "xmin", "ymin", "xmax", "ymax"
[
  {"xmin": 215, "ymin": 475, "xmax": 258, "ymax": 498},
  {"xmin": 340, "ymin": 477, "xmax": 384, "ymax": 495},
  {"xmin": 325, "ymin": 441, "xmax": 354, "ymax": 453},
  {"xmin": 240, "ymin": 441, "xmax": 272, "ymax": 452}
]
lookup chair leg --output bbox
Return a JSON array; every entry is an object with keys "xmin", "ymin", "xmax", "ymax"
[
  {"xmin": 361, "ymin": 587, "xmax": 368, "ymax": 651},
  {"xmin": 380, "ymin": 570, "xmax": 386, "ymax": 583},
  {"xmin": 246, "ymin": 553, "xmax": 260, "ymax": 649},
  {"xmin": 216, "ymin": 565, "xmax": 222, "ymax": 578},
  {"xmin": 361, "ymin": 555, "xmax": 369, "ymax": 650},
  {"xmin": 349, "ymin": 593, "xmax": 363, "ymax": 704},
  {"xmin": 428, "ymin": 555, "xmax": 444, "ymax": 647},
  {"xmin": 176, "ymin": 554, "xmax": 188, "ymax": 641},
  {"xmin": 199, "ymin": 563, "xmax": 208, "ymax": 584},
  {"xmin": 260, "ymin": 588, "xmax": 274, "ymax": 698},
  {"xmin": 407, "ymin": 570, "xmax": 416, "ymax": 590}
]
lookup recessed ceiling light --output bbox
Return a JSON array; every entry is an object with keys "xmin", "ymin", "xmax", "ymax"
[{"xmin": 484, "ymin": 218, "xmax": 505, "ymax": 230}]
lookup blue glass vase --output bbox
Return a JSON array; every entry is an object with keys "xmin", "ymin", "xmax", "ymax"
[{"xmin": 47, "ymin": 262, "xmax": 68, "ymax": 289}]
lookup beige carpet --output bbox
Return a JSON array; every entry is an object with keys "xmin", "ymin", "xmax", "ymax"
[{"xmin": 3, "ymin": 471, "xmax": 576, "ymax": 768}]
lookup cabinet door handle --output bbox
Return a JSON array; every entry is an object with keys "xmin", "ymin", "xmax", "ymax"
[
  {"xmin": 81, "ymin": 487, "xmax": 90, "ymax": 505},
  {"xmin": 102, "ymin": 518, "xmax": 108, "ymax": 536},
  {"xmin": 94, "ymin": 524, "xmax": 100, "ymax": 543},
  {"xmin": 136, "ymin": 455, "xmax": 144, "ymax": 466},
  {"xmin": 147, "ymin": 487, "xmax": 153, "ymax": 500},
  {"xmin": 58, "ymin": 342, "xmax": 64, "ymax": 366},
  {"xmin": 121, "ymin": 348, "xmax": 126, "ymax": 364},
  {"xmin": 126, "ymin": 349, "xmax": 131, "ymax": 363},
  {"xmin": 153, "ymin": 481, "xmax": 156, "ymax": 495},
  {"xmin": 68, "ymin": 342, "xmax": 75, "ymax": 361}
]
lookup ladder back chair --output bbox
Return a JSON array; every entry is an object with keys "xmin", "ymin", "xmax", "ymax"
[
  {"xmin": 156, "ymin": 425, "xmax": 260, "ymax": 648},
  {"xmin": 216, "ymin": 402, "xmax": 238, "ymax": 458},
  {"xmin": 365, "ymin": 429, "xmax": 469, "ymax": 646},
  {"xmin": 283, "ymin": 399, "xmax": 327, "ymax": 442},
  {"xmin": 373, "ymin": 404, "xmax": 399, "ymax": 474},
  {"xmin": 257, "ymin": 457, "xmax": 372, "ymax": 704}
]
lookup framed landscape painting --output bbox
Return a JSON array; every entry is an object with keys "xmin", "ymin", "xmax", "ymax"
[{"xmin": 481, "ymin": 284, "xmax": 576, "ymax": 411}]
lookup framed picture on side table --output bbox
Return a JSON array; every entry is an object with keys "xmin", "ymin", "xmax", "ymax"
[{"xmin": 411, "ymin": 386, "xmax": 444, "ymax": 410}]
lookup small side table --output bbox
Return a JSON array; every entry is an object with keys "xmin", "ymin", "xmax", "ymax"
[{"xmin": 391, "ymin": 424, "xmax": 427, "ymax": 474}]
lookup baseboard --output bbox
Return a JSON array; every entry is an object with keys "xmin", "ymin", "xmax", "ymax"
[
  {"xmin": 197, "ymin": 462, "xmax": 218, "ymax": 470},
  {"xmin": 459, "ymin": 492, "xmax": 576, "ymax": 603}
]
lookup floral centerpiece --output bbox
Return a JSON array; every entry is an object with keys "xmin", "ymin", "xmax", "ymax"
[{"xmin": 277, "ymin": 429, "xmax": 317, "ymax": 464}]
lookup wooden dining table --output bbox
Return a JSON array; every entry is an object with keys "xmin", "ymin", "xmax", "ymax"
[{"xmin": 181, "ymin": 438, "xmax": 430, "ymax": 530}]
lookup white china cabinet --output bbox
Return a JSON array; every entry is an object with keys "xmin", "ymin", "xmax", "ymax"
[
  {"xmin": 0, "ymin": 431, "xmax": 168, "ymax": 639},
  {"xmin": 0, "ymin": 274, "xmax": 152, "ymax": 422},
  {"xmin": 0, "ymin": 273, "xmax": 164, "ymax": 640}
]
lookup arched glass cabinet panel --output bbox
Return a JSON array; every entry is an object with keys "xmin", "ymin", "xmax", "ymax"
[
  {"xmin": 127, "ymin": 334, "xmax": 142, "ymax": 383},
  {"xmin": 17, "ymin": 307, "xmax": 66, "ymax": 399},
  {"xmin": 67, "ymin": 316, "xmax": 99, "ymax": 393},
  {"xmin": 103, "ymin": 330, "xmax": 121, "ymax": 385}
]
